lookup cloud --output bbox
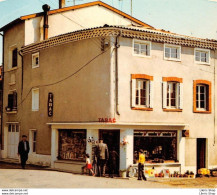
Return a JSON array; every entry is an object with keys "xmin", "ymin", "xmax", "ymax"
[
  {"xmin": 0, "ymin": 0, "xmax": 5, "ymax": 2},
  {"xmin": 209, "ymin": 0, "xmax": 217, "ymax": 2}
]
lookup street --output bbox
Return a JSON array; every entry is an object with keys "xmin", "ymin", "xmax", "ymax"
[{"xmin": 0, "ymin": 163, "xmax": 217, "ymax": 188}]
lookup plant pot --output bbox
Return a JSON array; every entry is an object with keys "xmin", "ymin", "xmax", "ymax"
[{"xmin": 120, "ymin": 171, "xmax": 127, "ymax": 178}]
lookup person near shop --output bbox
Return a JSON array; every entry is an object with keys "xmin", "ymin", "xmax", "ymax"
[
  {"xmin": 138, "ymin": 149, "xmax": 147, "ymax": 181},
  {"xmin": 108, "ymin": 147, "xmax": 119, "ymax": 178},
  {"xmin": 96, "ymin": 139, "xmax": 109, "ymax": 177},
  {"xmin": 82, "ymin": 153, "xmax": 95, "ymax": 176},
  {"xmin": 18, "ymin": 135, "xmax": 30, "ymax": 169}
]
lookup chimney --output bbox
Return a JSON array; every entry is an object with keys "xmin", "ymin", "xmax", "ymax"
[
  {"xmin": 42, "ymin": 4, "xmax": 50, "ymax": 40},
  {"xmin": 59, "ymin": 0, "xmax": 65, "ymax": 8}
]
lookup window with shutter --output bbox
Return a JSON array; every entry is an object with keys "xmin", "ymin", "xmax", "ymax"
[
  {"xmin": 32, "ymin": 88, "xmax": 39, "ymax": 111},
  {"xmin": 131, "ymin": 74, "xmax": 153, "ymax": 111},
  {"xmin": 133, "ymin": 40, "xmax": 151, "ymax": 57},
  {"xmin": 164, "ymin": 44, "xmax": 181, "ymax": 61},
  {"xmin": 162, "ymin": 77, "xmax": 183, "ymax": 112}
]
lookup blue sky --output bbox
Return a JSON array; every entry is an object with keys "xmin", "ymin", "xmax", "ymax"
[{"xmin": 0, "ymin": 0, "xmax": 217, "ymax": 64}]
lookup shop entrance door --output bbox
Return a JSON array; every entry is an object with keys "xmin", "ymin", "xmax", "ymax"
[
  {"xmin": 99, "ymin": 130, "xmax": 120, "ymax": 174},
  {"xmin": 197, "ymin": 138, "xmax": 206, "ymax": 170}
]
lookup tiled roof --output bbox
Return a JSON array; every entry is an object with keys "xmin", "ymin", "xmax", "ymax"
[{"xmin": 21, "ymin": 25, "xmax": 217, "ymax": 55}]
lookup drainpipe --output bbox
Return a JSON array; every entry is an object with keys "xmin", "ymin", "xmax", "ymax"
[
  {"xmin": 42, "ymin": 4, "xmax": 50, "ymax": 40},
  {"xmin": 18, "ymin": 50, "xmax": 23, "ymax": 96},
  {"xmin": 115, "ymin": 32, "xmax": 121, "ymax": 115},
  {"xmin": 0, "ymin": 32, "xmax": 4, "ymax": 150},
  {"xmin": 214, "ymin": 49, "xmax": 216, "ymax": 146}
]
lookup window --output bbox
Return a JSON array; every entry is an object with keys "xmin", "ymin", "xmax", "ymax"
[
  {"xmin": 9, "ymin": 45, "xmax": 18, "ymax": 69},
  {"xmin": 195, "ymin": 48, "xmax": 210, "ymax": 64},
  {"xmin": 30, "ymin": 130, "xmax": 37, "ymax": 153},
  {"xmin": 6, "ymin": 91, "xmax": 17, "ymax": 112},
  {"xmin": 12, "ymin": 48, "xmax": 18, "ymax": 68},
  {"xmin": 131, "ymin": 74, "xmax": 154, "ymax": 111},
  {"xmin": 32, "ymin": 52, "xmax": 39, "ymax": 68},
  {"xmin": 134, "ymin": 130, "xmax": 177, "ymax": 164},
  {"xmin": 164, "ymin": 44, "xmax": 181, "ymax": 61},
  {"xmin": 162, "ymin": 77, "xmax": 183, "ymax": 111},
  {"xmin": 133, "ymin": 40, "xmax": 151, "ymax": 57},
  {"xmin": 32, "ymin": 88, "xmax": 39, "ymax": 111},
  {"xmin": 58, "ymin": 129, "xmax": 86, "ymax": 161},
  {"xmin": 193, "ymin": 80, "xmax": 211, "ymax": 113}
]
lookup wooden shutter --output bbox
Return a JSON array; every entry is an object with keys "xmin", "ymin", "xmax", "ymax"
[
  {"xmin": 162, "ymin": 81, "xmax": 167, "ymax": 108},
  {"xmin": 131, "ymin": 79, "xmax": 136, "ymax": 108},
  {"xmin": 149, "ymin": 80, "xmax": 154, "ymax": 108},
  {"xmin": 32, "ymin": 89, "xmax": 39, "ymax": 111},
  {"xmin": 179, "ymin": 83, "xmax": 183, "ymax": 109}
]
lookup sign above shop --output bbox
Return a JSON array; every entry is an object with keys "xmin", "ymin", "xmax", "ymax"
[
  {"xmin": 48, "ymin": 92, "xmax": 53, "ymax": 117},
  {"xmin": 182, "ymin": 130, "xmax": 189, "ymax": 137},
  {"xmin": 134, "ymin": 130, "xmax": 177, "ymax": 137},
  {"xmin": 98, "ymin": 118, "xmax": 116, "ymax": 123}
]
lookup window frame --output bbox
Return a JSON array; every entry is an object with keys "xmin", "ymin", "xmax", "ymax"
[
  {"xmin": 162, "ymin": 77, "xmax": 183, "ymax": 112},
  {"xmin": 6, "ymin": 90, "xmax": 17, "ymax": 112},
  {"xmin": 132, "ymin": 39, "xmax": 151, "ymax": 58},
  {"xmin": 32, "ymin": 88, "xmax": 39, "ymax": 111},
  {"xmin": 194, "ymin": 48, "xmax": 210, "ymax": 65},
  {"xmin": 8, "ymin": 45, "xmax": 18, "ymax": 70},
  {"xmin": 193, "ymin": 80, "xmax": 211, "ymax": 113},
  {"xmin": 32, "ymin": 52, "xmax": 40, "ymax": 68},
  {"xmin": 164, "ymin": 44, "xmax": 181, "ymax": 61},
  {"xmin": 131, "ymin": 74, "xmax": 154, "ymax": 111}
]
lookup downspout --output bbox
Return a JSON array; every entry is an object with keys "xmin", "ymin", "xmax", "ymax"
[
  {"xmin": 214, "ymin": 49, "xmax": 216, "ymax": 146},
  {"xmin": 18, "ymin": 50, "xmax": 23, "ymax": 95},
  {"xmin": 0, "ymin": 32, "xmax": 4, "ymax": 150},
  {"xmin": 42, "ymin": 4, "xmax": 50, "ymax": 40},
  {"xmin": 115, "ymin": 32, "xmax": 121, "ymax": 115}
]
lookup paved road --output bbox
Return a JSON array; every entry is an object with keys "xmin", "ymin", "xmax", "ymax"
[
  {"xmin": 0, "ymin": 163, "xmax": 216, "ymax": 188},
  {"xmin": 0, "ymin": 169, "xmax": 172, "ymax": 188}
]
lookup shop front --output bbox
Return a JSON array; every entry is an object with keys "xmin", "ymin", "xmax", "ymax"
[{"xmin": 49, "ymin": 123, "xmax": 187, "ymax": 176}]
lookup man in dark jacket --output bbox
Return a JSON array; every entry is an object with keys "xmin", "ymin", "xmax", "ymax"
[
  {"xmin": 18, "ymin": 135, "xmax": 30, "ymax": 169},
  {"xmin": 96, "ymin": 139, "xmax": 109, "ymax": 177}
]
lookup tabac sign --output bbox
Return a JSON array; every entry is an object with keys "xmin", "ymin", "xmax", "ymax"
[
  {"xmin": 48, "ymin": 93, "xmax": 53, "ymax": 117},
  {"xmin": 182, "ymin": 130, "xmax": 189, "ymax": 137}
]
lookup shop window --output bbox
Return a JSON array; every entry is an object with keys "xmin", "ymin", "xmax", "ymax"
[
  {"xmin": 133, "ymin": 39, "xmax": 151, "ymax": 57},
  {"xmin": 6, "ymin": 91, "xmax": 17, "ymax": 112},
  {"xmin": 134, "ymin": 130, "xmax": 177, "ymax": 164},
  {"xmin": 32, "ymin": 52, "xmax": 39, "ymax": 68},
  {"xmin": 131, "ymin": 74, "xmax": 154, "ymax": 111},
  {"xmin": 164, "ymin": 44, "xmax": 181, "ymax": 61},
  {"xmin": 58, "ymin": 129, "xmax": 86, "ymax": 161},
  {"xmin": 193, "ymin": 80, "xmax": 211, "ymax": 113},
  {"xmin": 194, "ymin": 48, "xmax": 210, "ymax": 64},
  {"xmin": 32, "ymin": 88, "xmax": 39, "ymax": 111},
  {"xmin": 162, "ymin": 77, "xmax": 183, "ymax": 111}
]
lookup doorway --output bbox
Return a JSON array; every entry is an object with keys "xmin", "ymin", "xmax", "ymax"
[
  {"xmin": 99, "ymin": 130, "xmax": 120, "ymax": 174},
  {"xmin": 7, "ymin": 124, "xmax": 20, "ymax": 159},
  {"xmin": 197, "ymin": 138, "xmax": 206, "ymax": 170}
]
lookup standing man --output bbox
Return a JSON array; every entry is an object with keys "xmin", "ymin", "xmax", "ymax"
[
  {"xmin": 138, "ymin": 149, "xmax": 147, "ymax": 181},
  {"xmin": 18, "ymin": 135, "xmax": 30, "ymax": 169},
  {"xmin": 96, "ymin": 138, "xmax": 109, "ymax": 177},
  {"xmin": 108, "ymin": 147, "xmax": 119, "ymax": 178}
]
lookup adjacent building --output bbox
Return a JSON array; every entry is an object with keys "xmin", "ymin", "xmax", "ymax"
[{"xmin": 0, "ymin": 0, "xmax": 217, "ymax": 175}]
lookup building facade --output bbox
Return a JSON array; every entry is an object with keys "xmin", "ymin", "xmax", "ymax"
[{"xmin": 0, "ymin": 1, "xmax": 217, "ymax": 175}]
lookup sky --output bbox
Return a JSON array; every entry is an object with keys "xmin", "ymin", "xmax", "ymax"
[{"xmin": 0, "ymin": 0, "xmax": 217, "ymax": 64}]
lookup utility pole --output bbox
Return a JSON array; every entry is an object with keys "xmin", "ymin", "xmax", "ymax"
[{"xmin": 131, "ymin": 0, "xmax": 132, "ymax": 16}]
